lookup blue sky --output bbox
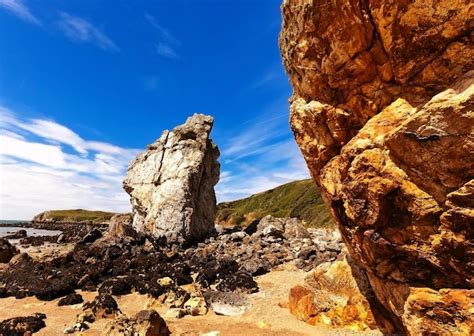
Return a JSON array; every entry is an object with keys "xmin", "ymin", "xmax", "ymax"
[{"xmin": 0, "ymin": 0, "xmax": 309, "ymax": 219}]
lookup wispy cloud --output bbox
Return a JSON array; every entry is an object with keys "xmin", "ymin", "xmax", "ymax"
[
  {"xmin": 215, "ymin": 101, "xmax": 309, "ymax": 202},
  {"xmin": 145, "ymin": 13, "xmax": 180, "ymax": 60},
  {"xmin": 155, "ymin": 42, "xmax": 179, "ymax": 59},
  {"xmin": 145, "ymin": 13, "xmax": 181, "ymax": 46},
  {"xmin": 0, "ymin": 0, "xmax": 41, "ymax": 25},
  {"xmin": 58, "ymin": 12, "xmax": 119, "ymax": 52},
  {"xmin": 0, "ymin": 106, "xmax": 138, "ymax": 219}
]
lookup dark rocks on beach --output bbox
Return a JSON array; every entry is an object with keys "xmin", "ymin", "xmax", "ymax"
[
  {"xmin": 0, "ymin": 238, "xmax": 18, "ymax": 263},
  {"xmin": 216, "ymin": 270, "xmax": 258, "ymax": 294},
  {"xmin": 0, "ymin": 215, "xmax": 344, "ymax": 334},
  {"xmin": 0, "ymin": 313, "xmax": 46, "ymax": 336},
  {"xmin": 98, "ymin": 278, "xmax": 132, "ymax": 296},
  {"xmin": 82, "ymin": 294, "xmax": 120, "ymax": 322},
  {"xmin": 19, "ymin": 235, "xmax": 60, "ymax": 247},
  {"xmin": 3, "ymin": 229, "xmax": 27, "ymax": 240},
  {"xmin": 78, "ymin": 228, "xmax": 103, "ymax": 245},
  {"xmin": 58, "ymin": 292, "xmax": 84, "ymax": 306}
]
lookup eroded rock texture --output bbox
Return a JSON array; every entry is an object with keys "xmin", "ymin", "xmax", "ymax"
[
  {"xmin": 280, "ymin": 0, "xmax": 473, "ymax": 334},
  {"xmin": 289, "ymin": 255, "xmax": 379, "ymax": 331},
  {"xmin": 123, "ymin": 114, "xmax": 220, "ymax": 244}
]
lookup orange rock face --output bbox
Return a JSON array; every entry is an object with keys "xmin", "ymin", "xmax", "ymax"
[
  {"xmin": 289, "ymin": 256, "xmax": 381, "ymax": 331},
  {"xmin": 280, "ymin": 0, "xmax": 473, "ymax": 334}
]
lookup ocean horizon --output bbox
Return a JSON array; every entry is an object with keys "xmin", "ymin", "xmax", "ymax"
[{"xmin": 0, "ymin": 219, "xmax": 31, "ymax": 225}]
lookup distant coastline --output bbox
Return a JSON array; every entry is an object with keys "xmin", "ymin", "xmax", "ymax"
[{"xmin": 0, "ymin": 219, "xmax": 31, "ymax": 226}]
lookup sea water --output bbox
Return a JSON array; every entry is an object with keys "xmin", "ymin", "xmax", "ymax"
[{"xmin": 0, "ymin": 220, "xmax": 62, "ymax": 237}]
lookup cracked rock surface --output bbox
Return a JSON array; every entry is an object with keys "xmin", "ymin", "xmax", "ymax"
[
  {"xmin": 123, "ymin": 114, "xmax": 220, "ymax": 244},
  {"xmin": 280, "ymin": 0, "xmax": 473, "ymax": 334}
]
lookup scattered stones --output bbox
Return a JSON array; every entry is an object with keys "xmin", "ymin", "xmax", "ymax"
[
  {"xmin": 63, "ymin": 322, "xmax": 89, "ymax": 334},
  {"xmin": 0, "ymin": 220, "xmax": 343, "ymax": 302},
  {"xmin": 103, "ymin": 310, "xmax": 170, "ymax": 336},
  {"xmin": 0, "ymin": 238, "xmax": 18, "ymax": 263},
  {"xmin": 0, "ymin": 214, "xmax": 345, "ymax": 333},
  {"xmin": 19, "ymin": 235, "xmax": 60, "ymax": 247},
  {"xmin": 0, "ymin": 313, "xmax": 46, "ymax": 335},
  {"xmin": 229, "ymin": 231, "xmax": 247, "ymax": 241},
  {"xmin": 3, "ymin": 229, "xmax": 27, "ymax": 239},
  {"xmin": 256, "ymin": 216, "xmax": 311, "ymax": 240},
  {"xmin": 123, "ymin": 114, "xmax": 220, "ymax": 244},
  {"xmin": 58, "ymin": 292, "xmax": 83, "ymax": 306}
]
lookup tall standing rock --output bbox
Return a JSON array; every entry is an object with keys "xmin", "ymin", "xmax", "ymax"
[
  {"xmin": 280, "ymin": 0, "xmax": 473, "ymax": 334},
  {"xmin": 123, "ymin": 114, "xmax": 220, "ymax": 244}
]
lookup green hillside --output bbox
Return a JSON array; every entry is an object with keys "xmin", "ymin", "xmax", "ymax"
[{"xmin": 216, "ymin": 179, "xmax": 333, "ymax": 228}]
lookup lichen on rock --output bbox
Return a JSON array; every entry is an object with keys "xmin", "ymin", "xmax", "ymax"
[{"xmin": 123, "ymin": 114, "xmax": 220, "ymax": 244}]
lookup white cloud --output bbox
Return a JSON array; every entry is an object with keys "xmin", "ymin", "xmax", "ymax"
[
  {"xmin": 58, "ymin": 12, "xmax": 118, "ymax": 52},
  {"xmin": 0, "ymin": 106, "xmax": 138, "ymax": 219},
  {"xmin": 145, "ymin": 13, "xmax": 180, "ymax": 60},
  {"xmin": 155, "ymin": 42, "xmax": 179, "ymax": 60},
  {"xmin": 0, "ymin": 0, "xmax": 40, "ymax": 25},
  {"xmin": 145, "ymin": 13, "xmax": 181, "ymax": 46}
]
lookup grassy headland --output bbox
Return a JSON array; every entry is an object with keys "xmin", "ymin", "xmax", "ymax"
[{"xmin": 216, "ymin": 179, "xmax": 333, "ymax": 228}]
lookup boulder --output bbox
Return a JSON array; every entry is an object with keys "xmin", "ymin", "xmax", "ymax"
[
  {"xmin": 203, "ymin": 290, "xmax": 250, "ymax": 316},
  {"xmin": 78, "ymin": 228, "xmax": 103, "ymax": 245},
  {"xmin": 3, "ymin": 229, "xmax": 27, "ymax": 239},
  {"xmin": 123, "ymin": 114, "xmax": 220, "ymax": 244},
  {"xmin": 102, "ymin": 310, "xmax": 170, "ymax": 336},
  {"xmin": 79, "ymin": 294, "xmax": 121, "ymax": 322},
  {"xmin": 183, "ymin": 296, "xmax": 208, "ymax": 316},
  {"xmin": 58, "ymin": 293, "xmax": 84, "ymax": 306},
  {"xmin": 254, "ymin": 215, "xmax": 311, "ymax": 240},
  {"xmin": 0, "ymin": 313, "xmax": 46, "ymax": 335},
  {"xmin": 280, "ymin": 0, "xmax": 473, "ymax": 333},
  {"xmin": 107, "ymin": 213, "xmax": 135, "ymax": 238},
  {"xmin": 0, "ymin": 238, "xmax": 18, "ymax": 263},
  {"xmin": 289, "ymin": 256, "xmax": 381, "ymax": 332}
]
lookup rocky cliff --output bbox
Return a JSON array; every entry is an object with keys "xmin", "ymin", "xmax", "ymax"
[
  {"xmin": 280, "ymin": 0, "xmax": 473, "ymax": 334},
  {"xmin": 123, "ymin": 114, "xmax": 220, "ymax": 244}
]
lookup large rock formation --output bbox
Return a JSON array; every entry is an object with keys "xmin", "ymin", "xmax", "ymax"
[
  {"xmin": 280, "ymin": 0, "xmax": 473, "ymax": 334},
  {"xmin": 123, "ymin": 114, "xmax": 220, "ymax": 244}
]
